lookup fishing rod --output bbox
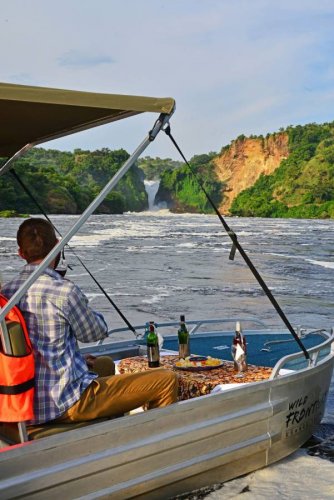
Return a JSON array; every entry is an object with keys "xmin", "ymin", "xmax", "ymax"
[
  {"xmin": 10, "ymin": 169, "xmax": 140, "ymax": 338},
  {"xmin": 164, "ymin": 124, "xmax": 310, "ymax": 361}
]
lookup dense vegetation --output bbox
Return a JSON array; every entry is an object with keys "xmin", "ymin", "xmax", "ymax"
[
  {"xmin": 156, "ymin": 153, "xmax": 224, "ymax": 213},
  {"xmin": 138, "ymin": 157, "xmax": 182, "ymax": 180},
  {"xmin": 0, "ymin": 148, "xmax": 148, "ymax": 215},
  {"xmin": 230, "ymin": 122, "xmax": 334, "ymax": 218},
  {"xmin": 2, "ymin": 120, "xmax": 334, "ymax": 219},
  {"xmin": 0, "ymin": 149, "xmax": 223, "ymax": 216}
]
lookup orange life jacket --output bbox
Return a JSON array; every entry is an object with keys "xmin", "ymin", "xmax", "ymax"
[{"xmin": 0, "ymin": 294, "xmax": 35, "ymax": 422}]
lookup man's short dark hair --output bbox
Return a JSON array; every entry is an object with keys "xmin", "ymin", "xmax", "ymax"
[{"xmin": 17, "ymin": 218, "xmax": 57, "ymax": 263}]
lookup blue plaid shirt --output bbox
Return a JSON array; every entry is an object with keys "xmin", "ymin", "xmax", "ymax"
[{"xmin": 2, "ymin": 264, "xmax": 108, "ymax": 424}]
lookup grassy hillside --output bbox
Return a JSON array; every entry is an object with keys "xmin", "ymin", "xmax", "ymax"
[{"xmin": 230, "ymin": 122, "xmax": 334, "ymax": 218}]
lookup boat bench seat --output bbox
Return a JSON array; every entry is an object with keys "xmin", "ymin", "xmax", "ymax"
[
  {"xmin": 0, "ymin": 323, "xmax": 118, "ymax": 445},
  {"xmin": 0, "ymin": 417, "xmax": 111, "ymax": 444}
]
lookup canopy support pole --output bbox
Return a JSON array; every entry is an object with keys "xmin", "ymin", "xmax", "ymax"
[
  {"xmin": 0, "ymin": 144, "xmax": 34, "ymax": 176},
  {"xmin": 0, "ymin": 112, "xmax": 171, "ymax": 325}
]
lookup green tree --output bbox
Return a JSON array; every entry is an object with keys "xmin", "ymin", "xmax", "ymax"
[
  {"xmin": 156, "ymin": 153, "xmax": 223, "ymax": 213},
  {"xmin": 0, "ymin": 147, "xmax": 148, "ymax": 215}
]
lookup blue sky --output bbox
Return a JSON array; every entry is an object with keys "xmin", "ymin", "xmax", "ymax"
[{"xmin": 1, "ymin": 0, "xmax": 334, "ymax": 160}]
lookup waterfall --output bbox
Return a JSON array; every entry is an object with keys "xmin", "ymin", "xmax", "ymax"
[{"xmin": 144, "ymin": 180, "xmax": 160, "ymax": 211}]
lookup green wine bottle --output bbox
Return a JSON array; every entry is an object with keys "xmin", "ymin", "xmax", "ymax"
[
  {"xmin": 147, "ymin": 321, "xmax": 160, "ymax": 368},
  {"xmin": 178, "ymin": 314, "xmax": 190, "ymax": 359}
]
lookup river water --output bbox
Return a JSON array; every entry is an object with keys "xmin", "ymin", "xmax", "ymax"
[
  {"xmin": 2, "ymin": 213, "xmax": 332, "ymax": 330},
  {"xmin": 0, "ymin": 212, "xmax": 333, "ymax": 495}
]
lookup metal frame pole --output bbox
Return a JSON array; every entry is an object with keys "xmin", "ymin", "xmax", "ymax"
[{"xmin": 0, "ymin": 144, "xmax": 34, "ymax": 176}]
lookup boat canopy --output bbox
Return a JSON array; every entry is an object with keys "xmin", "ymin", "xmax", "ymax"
[{"xmin": 0, "ymin": 82, "xmax": 175, "ymax": 157}]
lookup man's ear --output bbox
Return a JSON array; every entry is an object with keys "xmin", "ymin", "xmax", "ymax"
[{"xmin": 18, "ymin": 248, "xmax": 26, "ymax": 260}]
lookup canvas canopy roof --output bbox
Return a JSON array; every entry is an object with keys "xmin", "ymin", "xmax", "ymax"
[{"xmin": 0, "ymin": 82, "xmax": 175, "ymax": 157}]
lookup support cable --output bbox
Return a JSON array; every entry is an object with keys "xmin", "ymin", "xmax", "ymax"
[{"xmin": 164, "ymin": 125, "xmax": 310, "ymax": 360}]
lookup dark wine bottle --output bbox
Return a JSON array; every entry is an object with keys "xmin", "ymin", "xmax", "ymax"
[
  {"xmin": 178, "ymin": 314, "xmax": 190, "ymax": 359},
  {"xmin": 147, "ymin": 322, "xmax": 160, "ymax": 368}
]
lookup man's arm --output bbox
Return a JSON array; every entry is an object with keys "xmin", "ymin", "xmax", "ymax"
[{"xmin": 67, "ymin": 284, "xmax": 108, "ymax": 343}]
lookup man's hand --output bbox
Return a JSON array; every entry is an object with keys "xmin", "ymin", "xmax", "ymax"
[{"xmin": 84, "ymin": 354, "xmax": 97, "ymax": 369}]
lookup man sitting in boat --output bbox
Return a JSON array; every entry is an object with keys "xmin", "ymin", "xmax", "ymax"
[{"xmin": 2, "ymin": 218, "xmax": 178, "ymax": 426}]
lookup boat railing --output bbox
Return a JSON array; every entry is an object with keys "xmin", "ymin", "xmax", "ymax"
[
  {"xmin": 270, "ymin": 329, "xmax": 334, "ymax": 379},
  {"xmin": 103, "ymin": 317, "xmax": 269, "ymax": 343}
]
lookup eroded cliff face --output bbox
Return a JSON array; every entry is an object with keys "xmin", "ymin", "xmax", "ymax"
[{"xmin": 214, "ymin": 133, "xmax": 289, "ymax": 213}]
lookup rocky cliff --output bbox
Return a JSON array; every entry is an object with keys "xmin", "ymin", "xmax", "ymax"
[{"xmin": 214, "ymin": 133, "xmax": 289, "ymax": 213}]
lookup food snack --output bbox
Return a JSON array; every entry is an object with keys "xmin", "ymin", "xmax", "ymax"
[{"xmin": 175, "ymin": 355, "xmax": 223, "ymax": 369}]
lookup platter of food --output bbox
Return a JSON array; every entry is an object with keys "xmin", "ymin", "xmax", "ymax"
[{"xmin": 174, "ymin": 356, "xmax": 224, "ymax": 371}]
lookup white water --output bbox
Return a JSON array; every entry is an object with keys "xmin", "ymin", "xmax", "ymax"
[
  {"xmin": 204, "ymin": 449, "xmax": 334, "ymax": 499},
  {"xmin": 307, "ymin": 259, "xmax": 334, "ymax": 269},
  {"xmin": 144, "ymin": 179, "xmax": 160, "ymax": 210}
]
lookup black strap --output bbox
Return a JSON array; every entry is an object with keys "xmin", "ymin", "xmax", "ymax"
[
  {"xmin": 164, "ymin": 125, "xmax": 310, "ymax": 360},
  {"xmin": 10, "ymin": 169, "xmax": 139, "ymax": 337},
  {"xmin": 0, "ymin": 378, "xmax": 34, "ymax": 395}
]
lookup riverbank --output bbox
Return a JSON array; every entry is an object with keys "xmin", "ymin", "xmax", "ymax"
[{"xmin": 0, "ymin": 210, "xmax": 28, "ymax": 218}]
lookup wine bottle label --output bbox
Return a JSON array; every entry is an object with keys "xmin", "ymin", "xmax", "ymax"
[
  {"xmin": 179, "ymin": 343, "xmax": 190, "ymax": 359},
  {"xmin": 147, "ymin": 345, "xmax": 159, "ymax": 363}
]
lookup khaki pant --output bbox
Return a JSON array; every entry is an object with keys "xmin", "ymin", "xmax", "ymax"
[{"xmin": 55, "ymin": 360, "xmax": 178, "ymax": 423}]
